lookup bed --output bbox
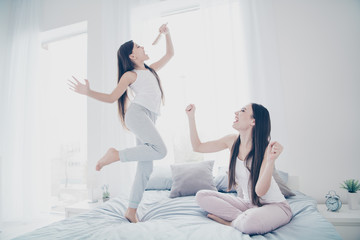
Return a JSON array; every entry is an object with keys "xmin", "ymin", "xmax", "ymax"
[{"xmin": 14, "ymin": 162, "xmax": 342, "ymax": 240}]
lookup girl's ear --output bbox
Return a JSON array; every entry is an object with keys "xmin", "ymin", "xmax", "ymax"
[
  {"xmin": 129, "ymin": 54, "xmax": 136, "ymax": 60},
  {"xmin": 250, "ymin": 119, "xmax": 255, "ymax": 126}
]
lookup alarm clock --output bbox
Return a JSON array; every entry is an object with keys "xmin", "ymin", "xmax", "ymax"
[{"xmin": 325, "ymin": 190, "xmax": 342, "ymax": 212}]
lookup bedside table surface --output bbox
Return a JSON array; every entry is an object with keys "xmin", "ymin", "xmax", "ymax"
[
  {"xmin": 317, "ymin": 204, "xmax": 360, "ymax": 224},
  {"xmin": 65, "ymin": 200, "xmax": 102, "ymax": 211}
]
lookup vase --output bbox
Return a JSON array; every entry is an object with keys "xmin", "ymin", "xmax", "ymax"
[
  {"xmin": 103, "ymin": 197, "xmax": 110, "ymax": 202},
  {"xmin": 347, "ymin": 192, "xmax": 359, "ymax": 210}
]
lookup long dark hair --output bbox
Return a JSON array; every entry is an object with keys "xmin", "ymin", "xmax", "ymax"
[
  {"xmin": 228, "ymin": 103, "xmax": 271, "ymax": 206},
  {"xmin": 117, "ymin": 40, "xmax": 164, "ymax": 127}
]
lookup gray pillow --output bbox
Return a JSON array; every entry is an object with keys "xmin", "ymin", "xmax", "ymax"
[
  {"xmin": 273, "ymin": 170, "xmax": 296, "ymax": 197},
  {"xmin": 276, "ymin": 169, "xmax": 289, "ymax": 184},
  {"xmin": 169, "ymin": 160, "xmax": 217, "ymax": 198}
]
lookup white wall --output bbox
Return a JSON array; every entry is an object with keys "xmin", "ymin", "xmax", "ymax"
[
  {"xmin": 272, "ymin": 0, "xmax": 360, "ymax": 203},
  {"xmin": 39, "ymin": 0, "xmax": 360, "ymax": 203}
]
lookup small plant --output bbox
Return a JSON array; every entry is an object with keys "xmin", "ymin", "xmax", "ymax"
[
  {"xmin": 102, "ymin": 184, "xmax": 110, "ymax": 199},
  {"xmin": 340, "ymin": 179, "xmax": 360, "ymax": 193}
]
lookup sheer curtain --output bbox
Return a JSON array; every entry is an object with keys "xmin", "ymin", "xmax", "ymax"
[
  {"xmin": 0, "ymin": 0, "xmax": 139, "ymax": 219},
  {"xmin": 0, "ymin": 0, "xmax": 50, "ymax": 222},
  {"xmin": 239, "ymin": 0, "xmax": 287, "ymax": 143},
  {"xmin": 91, "ymin": 0, "xmax": 136, "ymax": 199}
]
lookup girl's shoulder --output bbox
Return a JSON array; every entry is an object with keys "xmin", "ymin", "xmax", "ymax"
[
  {"xmin": 223, "ymin": 134, "xmax": 238, "ymax": 149},
  {"xmin": 123, "ymin": 71, "xmax": 137, "ymax": 84},
  {"xmin": 124, "ymin": 70, "xmax": 137, "ymax": 77}
]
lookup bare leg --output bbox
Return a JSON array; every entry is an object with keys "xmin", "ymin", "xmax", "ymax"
[
  {"xmin": 208, "ymin": 214, "xmax": 231, "ymax": 226},
  {"xmin": 125, "ymin": 207, "xmax": 139, "ymax": 223},
  {"xmin": 95, "ymin": 148, "xmax": 120, "ymax": 171}
]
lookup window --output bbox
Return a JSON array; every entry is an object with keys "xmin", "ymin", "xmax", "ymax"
[{"xmin": 40, "ymin": 22, "xmax": 87, "ymax": 212}]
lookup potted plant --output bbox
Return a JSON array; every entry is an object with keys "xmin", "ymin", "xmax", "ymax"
[
  {"xmin": 102, "ymin": 184, "xmax": 110, "ymax": 202},
  {"xmin": 340, "ymin": 179, "xmax": 360, "ymax": 210}
]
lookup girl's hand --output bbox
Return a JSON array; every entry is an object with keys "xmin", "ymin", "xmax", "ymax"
[
  {"xmin": 266, "ymin": 141, "xmax": 283, "ymax": 162},
  {"xmin": 159, "ymin": 23, "xmax": 169, "ymax": 35},
  {"xmin": 185, "ymin": 104, "xmax": 196, "ymax": 118},
  {"xmin": 68, "ymin": 76, "xmax": 90, "ymax": 95}
]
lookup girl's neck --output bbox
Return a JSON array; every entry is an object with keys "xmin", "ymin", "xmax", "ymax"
[
  {"xmin": 238, "ymin": 130, "xmax": 253, "ymax": 159},
  {"xmin": 134, "ymin": 62, "xmax": 146, "ymax": 70}
]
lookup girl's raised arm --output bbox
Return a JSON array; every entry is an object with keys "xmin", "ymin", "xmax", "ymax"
[
  {"xmin": 150, "ymin": 23, "xmax": 174, "ymax": 72},
  {"xmin": 185, "ymin": 104, "xmax": 237, "ymax": 153},
  {"xmin": 255, "ymin": 142, "xmax": 284, "ymax": 197},
  {"xmin": 69, "ymin": 71, "xmax": 136, "ymax": 103}
]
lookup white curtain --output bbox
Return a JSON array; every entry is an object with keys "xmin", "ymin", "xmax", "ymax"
[
  {"xmin": 239, "ymin": 0, "xmax": 287, "ymax": 143},
  {"xmin": 0, "ymin": 0, "xmax": 50, "ymax": 222},
  {"xmin": 0, "ymin": 0, "xmax": 138, "ymax": 219},
  {"xmin": 90, "ymin": 0, "xmax": 136, "ymax": 199}
]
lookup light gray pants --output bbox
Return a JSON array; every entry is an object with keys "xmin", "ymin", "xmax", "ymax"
[{"xmin": 119, "ymin": 103, "xmax": 167, "ymax": 208}]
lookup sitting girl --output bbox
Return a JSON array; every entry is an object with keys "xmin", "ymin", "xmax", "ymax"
[{"xmin": 185, "ymin": 103, "xmax": 292, "ymax": 235}]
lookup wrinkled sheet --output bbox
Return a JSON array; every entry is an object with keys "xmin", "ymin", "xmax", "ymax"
[{"xmin": 14, "ymin": 191, "xmax": 341, "ymax": 240}]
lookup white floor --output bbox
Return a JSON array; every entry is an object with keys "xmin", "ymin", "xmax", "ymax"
[{"xmin": 0, "ymin": 213, "xmax": 64, "ymax": 240}]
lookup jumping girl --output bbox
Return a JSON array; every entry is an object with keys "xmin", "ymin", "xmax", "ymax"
[
  {"xmin": 185, "ymin": 103, "xmax": 292, "ymax": 235},
  {"xmin": 69, "ymin": 24, "xmax": 174, "ymax": 223}
]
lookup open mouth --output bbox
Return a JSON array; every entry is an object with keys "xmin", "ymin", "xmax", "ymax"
[{"xmin": 233, "ymin": 116, "xmax": 239, "ymax": 123}]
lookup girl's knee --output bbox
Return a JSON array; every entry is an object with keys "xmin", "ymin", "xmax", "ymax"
[
  {"xmin": 233, "ymin": 213, "xmax": 264, "ymax": 235},
  {"xmin": 195, "ymin": 190, "xmax": 213, "ymax": 206},
  {"xmin": 195, "ymin": 190, "xmax": 205, "ymax": 204},
  {"xmin": 158, "ymin": 144, "xmax": 167, "ymax": 159},
  {"xmin": 151, "ymin": 141, "xmax": 167, "ymax": 159}
]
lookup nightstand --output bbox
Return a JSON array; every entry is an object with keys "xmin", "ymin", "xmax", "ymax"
[
  {"xmin": 65, "ymin": 200, "xmax": 102, "ymax": 218},
  {"xmin": 317, "ymin": 204, "xmax": 360, "ymax": 240}
]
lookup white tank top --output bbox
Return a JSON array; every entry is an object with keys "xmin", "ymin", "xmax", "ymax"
[
  {"xmin": 235, "ymin": 158, "xmax": 285, "ymax": 204},
  {"xmin": 129, "ymin": 69, "xmax": 162, "ymax": 115}
]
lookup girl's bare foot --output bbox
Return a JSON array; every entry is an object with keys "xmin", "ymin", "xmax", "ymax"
[
  {"xmin": 125, "ymin": 208, "xmax": 139, "ymax": 223},
  {"xmin": 95, "ymin": 148, "xmax": 120, "ymax": 171},
  {"xmin": 207, "ymin": 214, "xmax": 231, "ymax": 226}
]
